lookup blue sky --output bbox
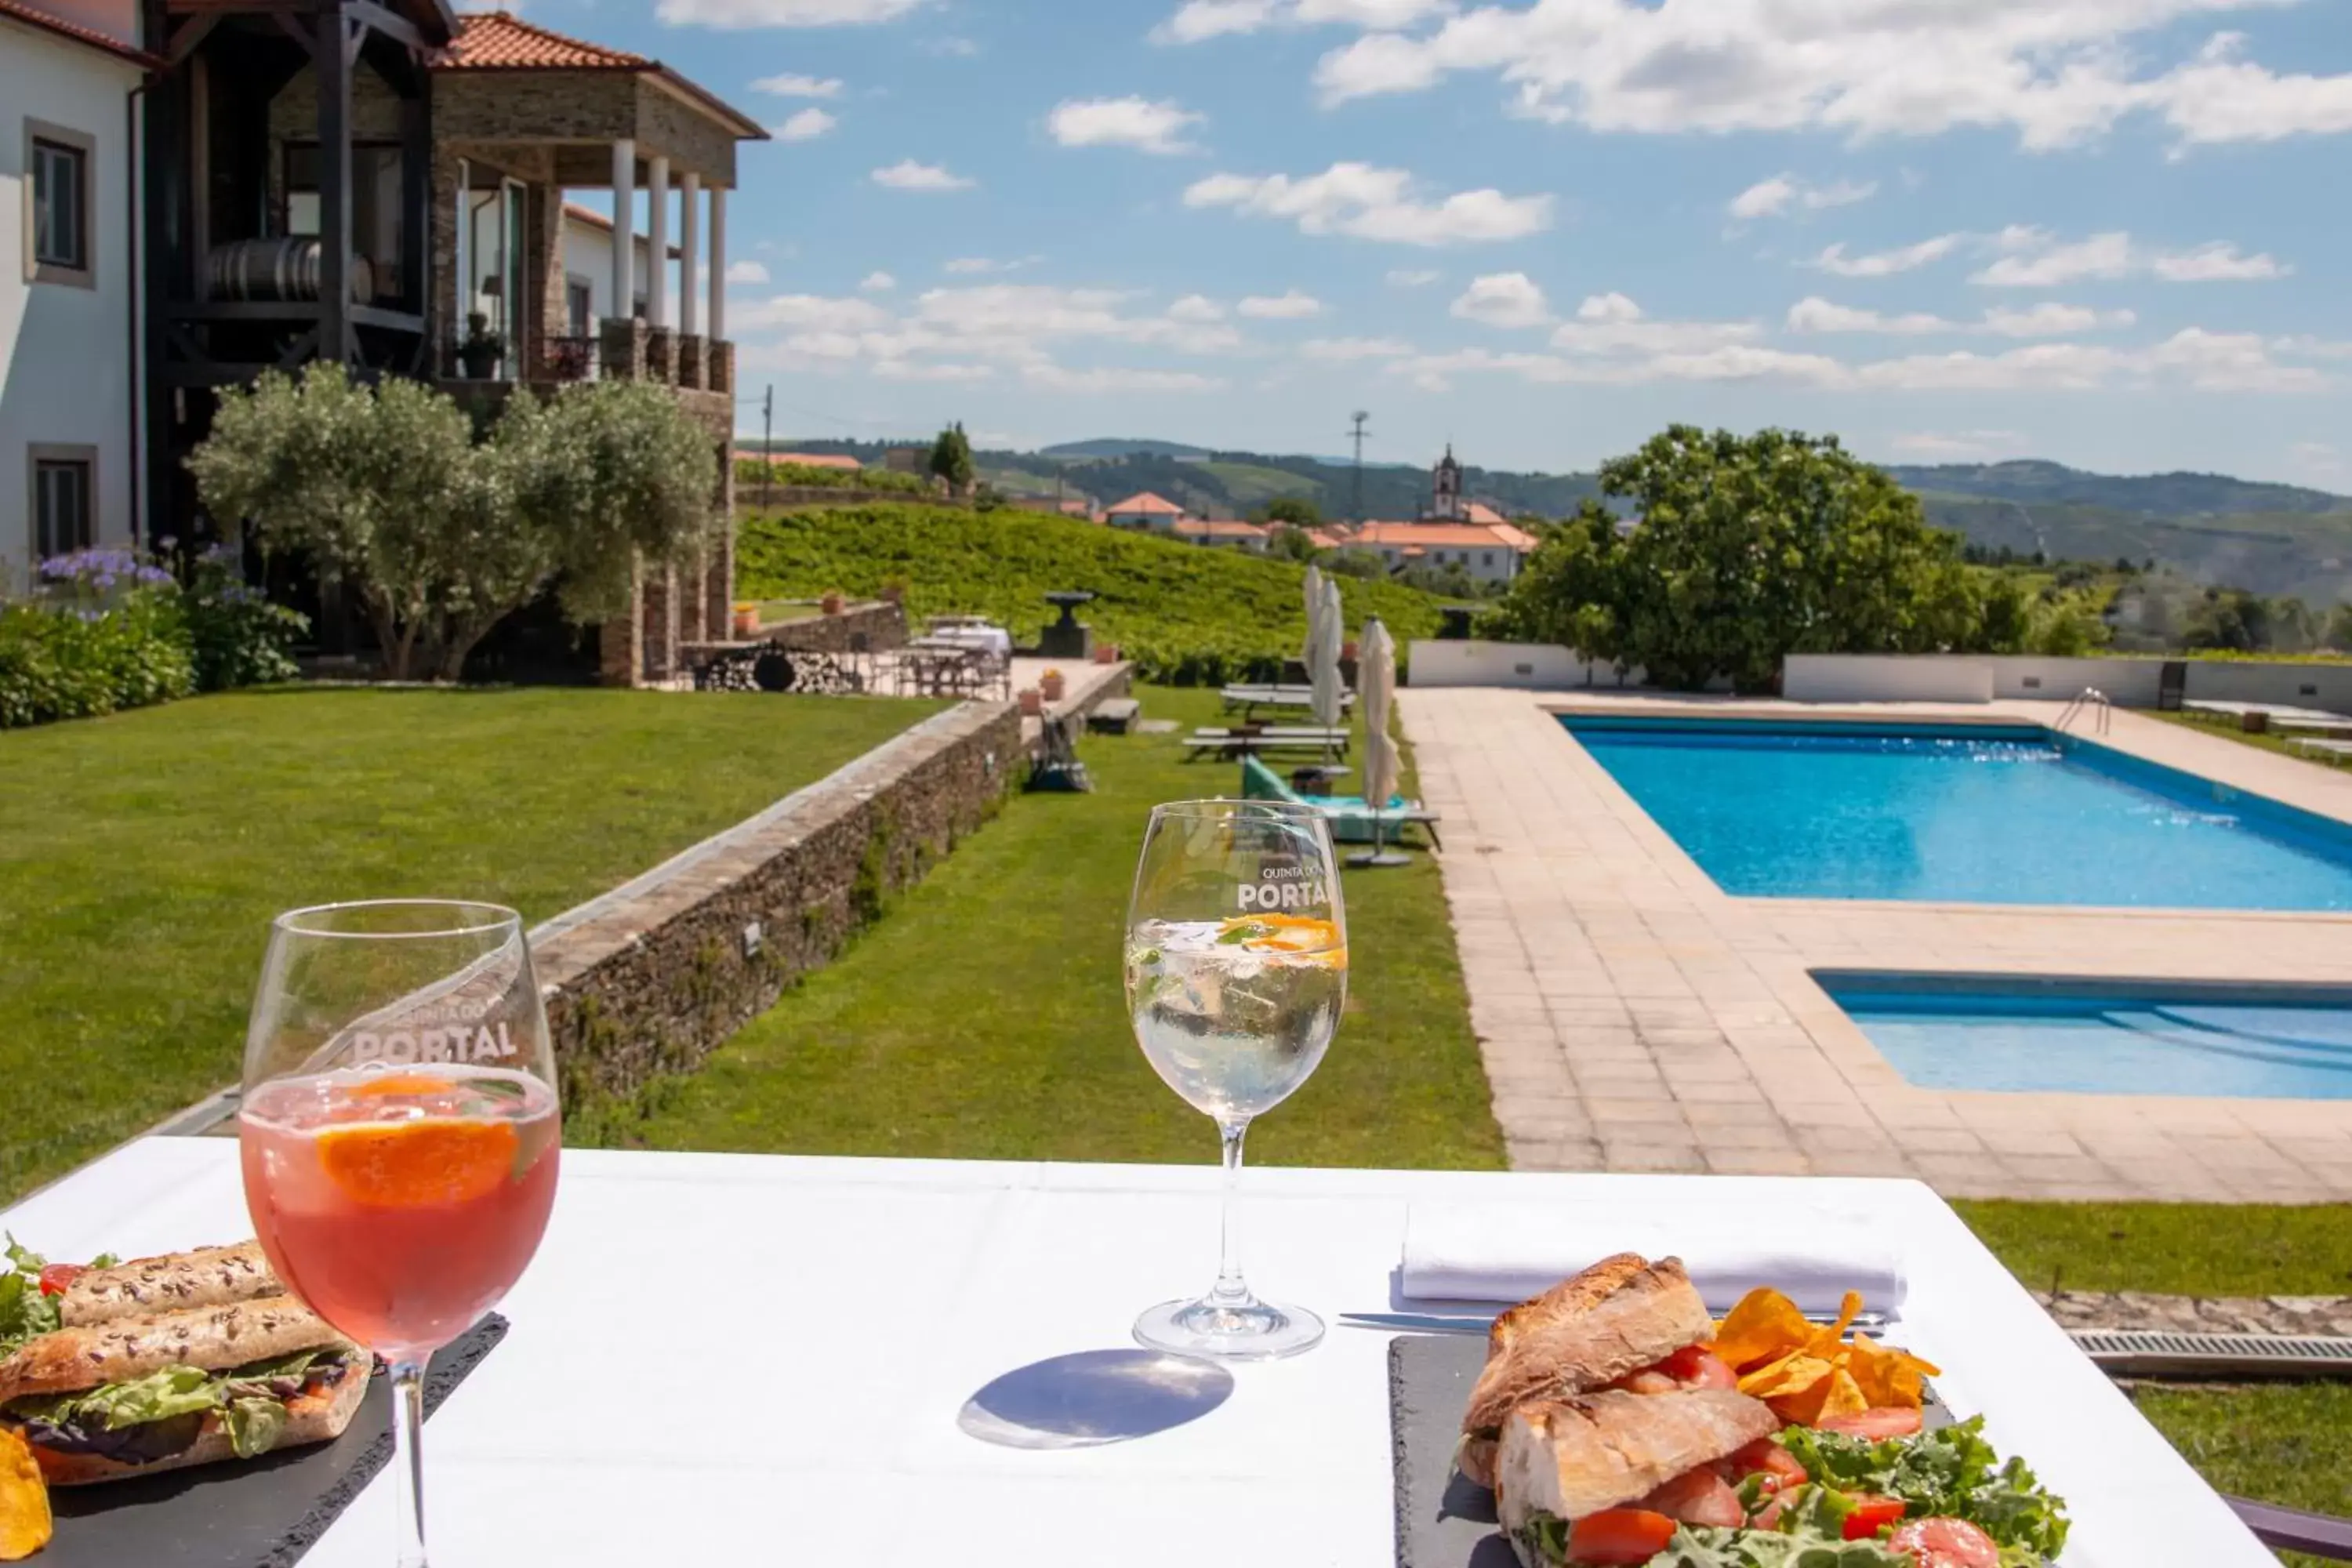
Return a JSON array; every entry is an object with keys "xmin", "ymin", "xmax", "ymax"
[{"xmin": 546, "ymin": 0, "xmax": 2352, "ymax": 485}]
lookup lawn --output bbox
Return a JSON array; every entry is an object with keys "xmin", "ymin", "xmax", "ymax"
[
  {"xmin": 0, "ymin": 686, "xmax": 941, "ymax": 1201},
  {"xmin": 606, "ymin": 683, "xmax": 1505, "ymax": 1171},
  {"xmin": 2151, "ymin": 710, "xmax": 2352, "ymax": 768},
  {"xmin": 2129, "ymin": 1383, "xmax": 2352, "ymax": 1568}
]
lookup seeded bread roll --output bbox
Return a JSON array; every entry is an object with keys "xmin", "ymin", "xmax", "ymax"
[
  {"xmin": 0, "ymin": 1298, "xmax": 354, "ymax": 1405},
  {"xmin": 58, "ymin": 1241, "xmax": 282, "ymax": 1327},
  {"xmin": 27, "ymin": 1362, "xmax": 370, "ymax": 1487}
]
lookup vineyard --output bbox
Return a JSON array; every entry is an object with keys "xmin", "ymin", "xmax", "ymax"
[{"xmin": 734, "ymin": 503, "xmax": 1448, "ymax": 684}]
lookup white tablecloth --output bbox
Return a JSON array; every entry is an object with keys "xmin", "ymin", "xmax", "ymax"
[
  {"xmin": 917, "ymin": 626, "xmax": 1013, "ymax": 657},
  {"xmin": 0, "ymin": 1144, "xmax": 2266, "ymax": 1567}
]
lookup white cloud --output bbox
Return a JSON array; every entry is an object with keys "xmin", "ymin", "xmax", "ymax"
[
  {"xmin": 2276, "ymin": 335, "xmax": 2352, "ymax": 361},
  {"xmin": 731, "ymin": 293, "xmax": 897, "ymax": 333},
  {"xmin": 1811, "ymin": 235, "xmax": 1961, "ymax": 278},
  {"xmin": 858, "ymin": 270, "xmax": 896, "ymax": 292},
  {"xmin": 1023, "ymin": 364, "xmax": 1225, "ymax": 394},
  {"xmin": 1047, "ymin": 96, "xmax": 1205, "ymax": 154},
  {"xmin": 873, "ymin": 361, "xmax": 997, "ymax": 383},
  {"xmin": 1237, "ymin": 289, "xmax": 1324, "ymax": 318},
  {"xmin": 1301, "ymin": 336, "xmax": 1415, "ymax": 360},
  {"xmin": 1980, "ymin": 302, "xmax": 2136, "ymax": 336},
  {"xmin": 2149, "ymin": 240, "xmax": 2290, "ymax": 281},
  {"xmin": 775, "ymin": 107, "xmax": 837, "ymax": 142},
  {"xmin": 1182, "ymin": 161, "xmax": 1552, "ymax": 246},
  {"xmin": 724, "ymin": 260, "xmax": 771, "ymax": 285},
  {"xmin": 1785, "ymin": 296, "xmax": 1953, "ymax": 336},
  {"xmin": 1576, "ymin": 292, "xmax": 1640, "ymax": 324},
  {"xmin": 1386, "ymin": 268, "xmax": 1440, "ymax": 287},
  {"xmin": 655, "ymin": 0, "xmax": 920, "ymax": 27},
  {"xmin": 1450, "ymin": 271, "xmax": 1550, "ymax": 328},
  {"xmin": 1167, "ymin": 293, "xmax": 1226, "ymax": 322},
  {"xmin": 872, "ymin": 160, "xmax": 975, "ymax": 191},
  {"xmin": 1971, "ymin": 230, "xmax": 2290, "ymax": 285},
  {"xmin": 1395, "ymin": 342, "xmax": 1842, "ymax": 393},
  {"xmin": 1550, "ymin": 292, "xmax": 1759, "ymax": 355},
  {"xmin": 1152, "ymin": 0, "xmax": 1446, "ymax": 44},
  {"xmin": 2290, "ymin": 441, "xmax": 2346, "ymax": 477},
  {"xmin": 1303, "ymin": 2, "xmax": 2352, "ymax": 153},
  {"xmin": 944, "ymin": 257, "xmax": 997, "ymax": 274},
  {"xmin": 1889, "ymin": 430, "xmax": 2027, "ymax": 459},
  {"xmin": 1729, "ymin": 173, "xmax": 1875, "ymax": 221},
  {"xmin": 751, "ymin": 72, "xmax": 843, "ymax": 96}
]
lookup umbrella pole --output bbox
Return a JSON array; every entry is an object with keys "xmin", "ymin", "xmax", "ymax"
[{"xmin": 1349, "ymin": 800, "xmax": 1410, "ymax": 869}]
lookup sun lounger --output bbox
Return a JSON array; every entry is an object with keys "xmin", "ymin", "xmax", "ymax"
[
  {"xmin": 2227, "ymin": 1495, "xmax": 2352, "ymax": 1561},
  {"xmin": 1185, "ymin": 731, "xmax": 1348, "ymax": 760},
  {"xmin": 2286, "ymin": 736, "xmax": 2352, "ymax": 760},
  {"xmin": 1238, "ymin": 753, "xmax": 1442, "ymax": 849}
]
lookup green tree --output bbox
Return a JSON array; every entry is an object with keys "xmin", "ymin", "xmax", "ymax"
[
  {"xmin": 927, "ymin": 422, "xmax": 976, "ymax": 495},
  {"xmin": 1267, "ymin": 524, "xmax": 1321, "ymax": 564},
  {"xmin": 1487, "ymin": 426, "xmax": 1989, "ymax": 691},
  {"xmin": 1261, "ymin": 495, "xmax": 1322, "ymax": 527}
]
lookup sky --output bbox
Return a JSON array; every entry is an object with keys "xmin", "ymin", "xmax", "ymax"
[{"xmin": 545, "ymin": 0, "xmax": 2352, "ymax": 486}]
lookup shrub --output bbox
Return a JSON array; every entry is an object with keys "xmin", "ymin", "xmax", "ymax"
[
  {"xmin": 183, "ymin": 545, "xmax": 307, "ymax": 690},
  {"xmin": 732, "ymin": 459, "xmax": 928, "ymax": 495},
  {"xmin": 735, "ymin": 503, "xmax": 1445, "ymax": 684},
  {"xmin": 0, "ymin": 550, "xmax": 195, "ymax": 729}
]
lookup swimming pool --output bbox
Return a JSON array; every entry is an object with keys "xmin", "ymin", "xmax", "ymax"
[
  {"xmin": 1823, "ymin": 975, "xmax": 2352, "ymax": 1099},
  {"xmin": 1563, "ymin": 716, "xmax": 2352, "ymax": 910}
]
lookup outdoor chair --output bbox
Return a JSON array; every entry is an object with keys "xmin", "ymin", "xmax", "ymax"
[{"xmin": 1237, "ymin": 753, "xmax": 1442, "ymax": 849}]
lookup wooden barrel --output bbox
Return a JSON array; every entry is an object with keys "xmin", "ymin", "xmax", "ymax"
[{"xmin": 206, "ymin": 238, "xmax": 374, "ymax": 303}]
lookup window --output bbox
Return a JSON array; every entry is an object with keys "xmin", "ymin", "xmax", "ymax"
[
  {"xmin": 30, "ymin": 448, "xmax": 95, "ymax": 561},
  {"xmin": 24, "ymin": 121, "xmax": 95, "ymax": 287},
  {"xmin": 1483, "ymin": 551, "xmax": 1494, "ymax": 568},
  {"xmin": 567, "ymin": 278, "xmax": 595, "ymax": 336}
]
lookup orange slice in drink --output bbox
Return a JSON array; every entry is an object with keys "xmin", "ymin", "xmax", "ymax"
[
  {"xmin": 318, "ymin": 1119, "xmax": 519, "ymax": 1207},
  {"xmin": 1218, "ymin": 913, "xmax": 1347, "ymax": 965},
  {"xmin": 344, "ymin": 1073, "xmax": 456, "ymax": 1098}
]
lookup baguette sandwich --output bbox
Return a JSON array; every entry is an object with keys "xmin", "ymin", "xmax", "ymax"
[
  {"xmin": 0, "ymin": 1244, "xmax": 366, "ymax": 1486},
  {"xmin": 1457, "ymin": 1253, "xmax": 1717, "ymax": 1488}
]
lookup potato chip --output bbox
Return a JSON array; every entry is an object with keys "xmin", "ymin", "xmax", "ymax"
[
  {"xmin": 0, "ymin": 1428, "xmax": 51, "ymax": 1562},
  {"xmin": 1711, "ymin": 1287, "xmax": 1813, "ymax": 1374},
  {"xmin": 1739, "ymin": 1349, "xmax": 1835, "ymax": 1401},
  {"xmin": 1846, "ymin": 1332, "xmax": 1940, "ymax": 1407},
  {"xmin": 1802, "ymin": 1291, "xmax": 1864, "ymax": 1358}
]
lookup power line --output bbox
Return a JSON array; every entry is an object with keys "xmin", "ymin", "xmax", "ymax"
[{"xmin": 1348, "ymin": 410, "xmax": 1371, "ymax": 523}]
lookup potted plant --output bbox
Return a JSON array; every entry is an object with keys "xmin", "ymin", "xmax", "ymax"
[
  {"xmin": 1018, "ymin": 686, "xmax": 1044, "ymax": 716},
  {"xmin": 1092, "ymin": 643, "xmax": 1119, "ymax": 665},
  {"xmin": 456, "ymin": 313, "xmax": 504, "ymax": 379},
  {"xmin": 732, "ymin": 601, "xmax": 762, "ymax": 637},
  {"xmin": 879, "ymin": 579, "xmax": 908, "ymax": 606},
  {"xmin": 1040, "ymin": 668, "xmax": 1066, "ymax": 702},
  {"xmin": 821, "ymin": 590, "xmax": 844, "ymax": 615},
  {"xmin": 1341, "ymin": 637, "xmax": 1360, "ymax": 662}
]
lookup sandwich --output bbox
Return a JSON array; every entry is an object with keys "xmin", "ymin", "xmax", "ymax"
[
  {"xmin": 1458, "ymin": 1253, "xmax": 1719, "ymax": 1488},
  {"xmin": 0, "ymin": 1244, "xmax": 367, "ymax": 1486}
]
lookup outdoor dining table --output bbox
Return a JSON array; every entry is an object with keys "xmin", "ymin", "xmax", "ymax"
[{"xmin": 0, "ymin": 1140, "xmax": 2270, "ymax": 1566}]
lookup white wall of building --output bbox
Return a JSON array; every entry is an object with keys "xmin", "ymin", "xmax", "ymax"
[
  {"xmin": 1783, "ymin": 655, "xmax": 1996, "ymax": 702},
  {"xmin": 558, "ymin": 212, "xmax": 658, "ymax": 329},
  {"xmin": 0, "ymin": 23, "xmax": 141, "ymax": 571},
  {"xmin": 1368, "ymin": 541, "xmax": 1523, "ymax": 584},
  {"xmin": 1406, "ymin": 640, "xmax": 1641, "ymax": 689}
]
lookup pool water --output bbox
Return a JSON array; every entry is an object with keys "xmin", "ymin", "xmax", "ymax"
[
  {"xmin": 1566, "ymin": 717, "xmax": 2352, "ymax": 910},
  {"xmin": 1826, "ymin": 979, "xmax": 2352, "ymax": 1099}
]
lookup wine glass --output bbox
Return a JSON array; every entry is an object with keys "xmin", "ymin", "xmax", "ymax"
[
  {"xmin": 239, "ymin": 901, "xmax": 562, "ymax": 1568},
  {"xmin": 1126, "ymin": 799, "xmax": 1348, "ymax": 1359}
]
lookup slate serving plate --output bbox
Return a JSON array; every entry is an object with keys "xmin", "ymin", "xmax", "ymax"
[
  {"xmin": 39, "ymin": 1314, "xmax": 507, "ymax": 1568},
  {"xmin": 1388, "ymin": 1331, "xmax": 1951, "ymax": 1568}
]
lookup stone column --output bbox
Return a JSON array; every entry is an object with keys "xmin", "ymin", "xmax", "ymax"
[
  {"xmin": 647, "ymin": 155, "xmax": 670, "ymax": 329},
  {"xmin": 609, "ymin": 140, "xmax": 634, "ymax": 325},
  {"xmin": 599, "ymin": 557, "xmax": 643, "ymax": 687},
  {"xmin": 680, "ymin": 171, "xmax": 701, "ymax": 338},
  {"xmin": 641, "ymin": 562, "xmax": 678, "ymax": 681},
  {"xmin": 707, "ymin": 187, "xmax": 726, "ymax": 344}
]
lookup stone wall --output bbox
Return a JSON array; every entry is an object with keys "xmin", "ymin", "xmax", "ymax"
[
  {"xmin": 530, "ymin": 699, "xmax": 1020, "ymax": 1102},
  {"xmin": 764, "ymin": 600, "xmax": 907, "ymax": 653}
]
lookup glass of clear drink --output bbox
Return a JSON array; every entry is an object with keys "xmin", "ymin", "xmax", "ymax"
[
  {"xmin": 1126, "ymin": 799, "xmax": 1347, "ymax": 1359},
  {"xmin": 239, "ymin": 901, "xmax": 561, "ymax": 1568}
]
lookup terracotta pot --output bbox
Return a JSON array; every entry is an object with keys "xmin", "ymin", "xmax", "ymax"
[
  {"xmin": 731, "ymin": 604, "xmax": 761, "ymax": 637},
  {"xmin": 1018, "ymin": 688, "xmax": 1044, "ymax": 715},
  {"xmin": 1341, "ymin": 638, "xmax": 1360, "ymax": 662},
  {"xmin": 1092, "ymin": 644, "xmax": 1118, "ymax": 665},
  {"xmin": 1040, "ymin": 672, "xmax": 1067, "ymax": 702},
  {"xmin": 821, "ymin": 591, "xmax": 844, "ymax": 615}
]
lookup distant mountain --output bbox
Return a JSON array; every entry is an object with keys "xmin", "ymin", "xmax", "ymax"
[
  {"xmin": 1883, "ymin": 460, "xmax": 2349, "ymax": 518},
  {"xmin": 1037, "ymin": 437, "xmax": 1214, "ymax": 459}
]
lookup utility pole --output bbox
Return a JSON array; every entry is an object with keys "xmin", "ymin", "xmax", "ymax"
[
  {"xmin": 761, "ymin": 383, "xmax": 774, "ymax": 511},
  {"xmin": 1348, "ymin": 410, "xmax": 1371, "ymax": 523}
]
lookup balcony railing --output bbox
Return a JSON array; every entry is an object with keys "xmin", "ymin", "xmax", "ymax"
[{"xmin": 542, "ymin": 336, "xmax": 600, "ymax": 383}]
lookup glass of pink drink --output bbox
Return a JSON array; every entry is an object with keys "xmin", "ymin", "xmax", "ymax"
[{"xmin": 239, "ymin": 902, "xmax": 562, "ymax": 1568}]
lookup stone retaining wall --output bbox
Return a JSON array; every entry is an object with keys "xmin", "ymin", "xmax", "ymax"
[
  {"xmin": 765, "ymin": 600, "xmax": 907, "ymax": 653},
  {"xmin": 529, "ymin": 699, "xmax": 1019, "ymax": 1103}
]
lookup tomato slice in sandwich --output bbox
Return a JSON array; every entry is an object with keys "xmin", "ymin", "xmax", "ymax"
[{"xmin": 1567, "ymin": 1508, "xmax": 1677, "ymax": 1565}]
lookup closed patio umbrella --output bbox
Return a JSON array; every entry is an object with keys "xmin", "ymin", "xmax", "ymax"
[
  {"xmin": 1353, "ymin": 615, "xmax": 1408, "ymax": 866},
  {"xmin": 1307, "ymin": 575, "xmax": 1345, "ymax": 771}
]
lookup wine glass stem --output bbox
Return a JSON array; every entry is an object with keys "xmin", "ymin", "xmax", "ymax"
[
  {"xmin": 390, "ymin": 1358, "xmax": 428, "ymax": 1568},
  {"xmin": 1210, "ymin": 1117, "xmax": 1252, "ymax": 1307}
]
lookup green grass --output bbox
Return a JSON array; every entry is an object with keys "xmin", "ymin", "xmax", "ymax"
[
  {"xmin": 606, "ymin": 684, "xmax": 1504, "ymax": 1170},
  {"xmin": 1955, "ymin": 1200, "xmax": 2352, "ymax": 1296},
  {"xmin": 0, "ymin": 686, "xmax": 942, "ymax": 1202},
  {"xmin": 734, "ymin": 503, "xmax": 1448, "ymax": 686},
  {"xmin": 2151, "ymin": 710, "xmax": 2352, "ymax": 768},
  {"xmin": 2129, "ymin": 1385, "xmax": 2352, "ymax": 1568}
]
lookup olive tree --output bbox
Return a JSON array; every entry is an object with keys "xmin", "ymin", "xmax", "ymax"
[{"xmin": 191, "ymin": 365, "xmax": 716, "ymax": 681}]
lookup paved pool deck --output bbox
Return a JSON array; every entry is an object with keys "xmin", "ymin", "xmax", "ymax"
[{"xmin": 1394, "ymin": 688, "xmax": 2352, "ymax": 1202}]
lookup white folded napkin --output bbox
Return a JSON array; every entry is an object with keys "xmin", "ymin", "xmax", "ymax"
[{"xmin": 1399, "ymin": 1203, "xmax": 1906, "ymax": 1317}]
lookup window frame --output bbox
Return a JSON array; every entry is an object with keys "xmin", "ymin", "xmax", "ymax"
[
  {"xmin": 24, "ymin": 118, "xmax": 96, "ymax": 289},
  {"xmin": 27, "ymin": 443, "xmax": 99, "ymax": 562}
]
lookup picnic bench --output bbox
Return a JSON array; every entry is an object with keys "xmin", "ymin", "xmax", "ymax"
[
  {"xmin": 1086, "ymin": 698, "xmax": 1142, "ymax": 735},
  {"xmin": 1185, "ymin": 726, "xmax": 1351, "ymax": 760},
  {"xmin": 1218, "ymin": 684, "xmax": 1354, "ymax": 720}
]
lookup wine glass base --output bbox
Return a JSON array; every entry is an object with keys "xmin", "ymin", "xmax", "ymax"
[{"xmin": 1134, "ymin": 1296, "xmax": 1326, "ymax": 1361}]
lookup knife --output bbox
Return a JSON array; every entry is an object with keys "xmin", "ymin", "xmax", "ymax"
[{"xmin": 1340, "ymin": 1308, "xmax": 1892, "ymax": 1335}]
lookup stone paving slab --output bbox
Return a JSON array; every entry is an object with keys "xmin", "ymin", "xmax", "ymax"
[{"xmin": 1396, "ymin": 688, "xmax": 2352, "ymax": 1201}]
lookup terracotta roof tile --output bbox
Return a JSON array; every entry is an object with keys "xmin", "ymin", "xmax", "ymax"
[
  {"xmin": 445, "ymin": 11, "xmax": 647, "ymax": 68},
  {"xmin": 1106, "ymin": 492, "xmax": 1186, "ymax": 516},
  {"xmin": 0, "ymin": 0, "xmax": 161, "ymax": 67},
  {"xmin": 1353, "ymin": 521, "xmax": 1536, "ymax": 550}
]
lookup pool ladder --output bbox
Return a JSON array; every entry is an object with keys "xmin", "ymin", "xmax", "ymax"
[{"xmin": 2055, "ymin": 686, "xmax": 2111, "ymax": 735}]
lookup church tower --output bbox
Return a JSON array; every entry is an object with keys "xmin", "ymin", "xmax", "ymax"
[{"xmin": 1430, "ymin": 444, "xmax": 1465, "ymax": 520}]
